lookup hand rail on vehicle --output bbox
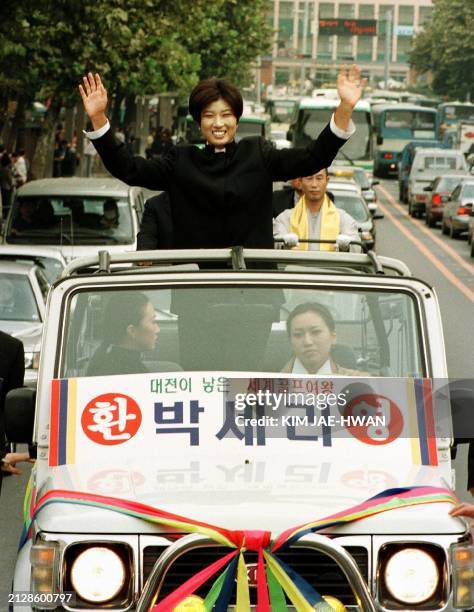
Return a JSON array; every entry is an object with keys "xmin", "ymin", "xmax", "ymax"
[
  {"xmin": 135, "ymin": 532, "xmax": 377, "ymax": 612},
  {"xmin": 60, "ymin": 248, "xmax": 411, "ymax": 278}
]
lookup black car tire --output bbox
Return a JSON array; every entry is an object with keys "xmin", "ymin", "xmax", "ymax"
[
  {"xmin": 449, "ymin": 223, "xmax": 459, "ymax": 239},
  {"xmin": 427, "ymin": 214, "xmax": 436, "ymax": 228},
  {"xmin": 471, "ymin": 239, "xmax": 474, "ymax": 257},
  {"xmin": 441, "ymin": 220, "xmax": 449, "ymax": 235}
]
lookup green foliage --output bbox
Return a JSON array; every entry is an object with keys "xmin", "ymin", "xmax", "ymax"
[{"xmin": 410, "ymin": 0, "xmax": 474, "ymax": 100}]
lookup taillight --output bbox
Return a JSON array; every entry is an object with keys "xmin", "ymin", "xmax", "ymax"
[
  {"xmin": 431, "ymin": 194, "xmax": 442, "ymax": 206},
  {"xmin": 457, "ymin": 206, "xmax": 470, "ymax": 215},
  {"xmin": 383, "ymin": 153, "xmax": 393, "ymax": 159},
  {"xmin": 415, "ymin": 194, "xmax": 426, "ymax": 202}
]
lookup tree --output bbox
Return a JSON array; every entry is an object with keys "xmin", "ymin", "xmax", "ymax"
[{"xmin": 410, "ymin": 0, "xmax": 474, "ymax": 101}]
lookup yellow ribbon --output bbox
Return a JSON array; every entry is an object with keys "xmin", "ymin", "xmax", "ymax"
[
  {"xmin": 236, "ymin": 551, "xmax": 251, "ymax": 611},
  {"xmin": 289, "ymin": 193, "xmax": 340, "ymax": 251}
]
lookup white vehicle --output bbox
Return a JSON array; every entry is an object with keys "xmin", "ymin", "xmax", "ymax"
[
  {"xmin": 0, "ymin": 245, "xmax": 66, "ymax": 283},
  {"xmin": 3, "ymin": 178, "xmax": 146, "ymax": 262},
  {"xmin": 407, "ymin": 149, "xmax": 469, "ymax": 218},
  {"xmin": 0, "ymin": 260, "xmax": 48, "ymax": 387},
  {"xmin": 457, "ymin": 122, "xmax": 474, "ymax": 155},
  {"xmin": 6, "ymin": 249, "xmax": 473, "ymax": 611}
]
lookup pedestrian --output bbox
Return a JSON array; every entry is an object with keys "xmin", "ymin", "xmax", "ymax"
[
  {"xmin": 11, "ymin": 151, "xmax": 27, "ymax": 188},
  {"xmin": 82, "ymin": 124, "xmax": 97, "ymax": 177},
  {"xmin": 53, "ymin": 140, "xmax": 65, "ymax": 177},
  {"xmin": 0, "ymin": 331, "xmax": 28, "ymax": 492},
  {"xmin": 60, "ymin": 139, "xmax": 79, "ymax": 177},
  {"xmin": 273, "ymin": 168, "xmax": 360, "ymax": 251},
  {"xmin": 79, "ymin": 65, "xmax": 365, "ymax": 249},
  {"xmin": 0, "ymin": 152, "xmax": 14, "ymax": 223}
]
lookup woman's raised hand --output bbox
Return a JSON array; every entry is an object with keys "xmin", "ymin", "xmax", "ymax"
[
  {"xmin": 337, "ymin": 65, "xmax": 367, "ymax": 108},
  {"xmin": 79, "ymin": 73, "xmax": 108, "ymax": 127}
]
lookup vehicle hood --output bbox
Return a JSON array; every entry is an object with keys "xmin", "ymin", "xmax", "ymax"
[
  {"xmin": 3, "ymin": 243, "xmax": 135, "ymax": 262},
  {"xmin": 0, "ymin": 320, "xmax": 42, "ymax": 349},
  {"xmin": 35, "ymin": 459, "xmax": 463, "ymax": 537}
]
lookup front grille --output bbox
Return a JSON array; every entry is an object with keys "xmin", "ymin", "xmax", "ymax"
[{"xmin": 143, "ymin": 544, "xmax": 368, "ymax": 605}]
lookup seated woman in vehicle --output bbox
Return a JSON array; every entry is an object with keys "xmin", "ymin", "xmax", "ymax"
[
  {"xmin": 282, "ymin": 302, "xmax": 367, "ymax": 376},
  {"xmin": 87, "ymin": 292, "xmax": 159, "ymax": 376}
]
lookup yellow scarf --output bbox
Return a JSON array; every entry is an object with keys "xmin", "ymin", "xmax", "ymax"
[{"xmin": 289, "ymin": 193, "xmax": 340, "ymax": 251}]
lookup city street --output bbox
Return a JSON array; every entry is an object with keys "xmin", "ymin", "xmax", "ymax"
[{"xmin": 0, "ymin": 177, "xmax": 473, "ymax": 606}]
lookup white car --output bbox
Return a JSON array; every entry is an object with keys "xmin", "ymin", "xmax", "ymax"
[
  {"xmin": 0, "ymin": 260, "xmax": 48, "ymax": 387},
  {"xmin": 3, "ymin": 177, "xmax": 146, "ymax": 262},
  {"xmin": 0, "ymin": 245, "xmax": 65, "ymax": 283},
  {"xmin": 6, "ymin": 248, "xmax": 472, "ymax": 611}
]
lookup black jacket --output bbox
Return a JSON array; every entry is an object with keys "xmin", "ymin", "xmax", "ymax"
[
  {"xmin": 137, "ymin": 192, "xmax": 174, "ymax": 250},
  {"xmin": 93, "ymin": 125, "xmax": 347, "ymax": 249},
  {"xmin": 272, "ymin": 187, "xmax": 296, "ymax": 218}
]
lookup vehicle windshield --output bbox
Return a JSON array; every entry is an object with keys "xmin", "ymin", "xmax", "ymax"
[
  {"xmin": 331, "ymin": 193, "xmax": 370, "ymax": 222},
  {"xmin": 437, "ymin": 177, "xmax": 463, "ymax": 192},
  {"xmin": 382, "ymin": 110, "xmax": 437, "ymax": 139},
  {"xmin": 0, "ymin": 273, "xmax": 40, "ymax": 322},
  {"xmin": 61, "ymin": 285, "xmax": 424, "ymax": 378},
  {"xmin": 300, "ymin": 109, "xmax": 370, "ymax": 161},
  {"xmin": 235, "ymin": 121, "xmax": 265, "ymax": 141},
  {"xmin": 6, "ymin": 196, "xmax": 134, "ymax": 245},
  {"xmin": 422, "ymin": 156, "xmax": 466, "ymax": 171},
  {"xmin": 461, "ymin": 184, "xmax": 474, "ymax": 198},
  {"xmin": 441, "ymin": 105, "xmax": 474, "ymax": 124},
  {"xmin": 267, "ymin": 99, "xmax": 297, "ymax": 123}
]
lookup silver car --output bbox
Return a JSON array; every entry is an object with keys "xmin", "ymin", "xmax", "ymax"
[
  {"xmin": 0, "ymin": 245, "xmax": 65, "ymax": 283},
  {"xmin": 441, "ymin": 178, "xmax": 474, "ymax": 238},
  {"xmin": 3, "ymin": 177, "xmax": 146, "ymax": 262},
  {"xmin": 0, "ymin": 260, "xmax": 48, "ymax": 387}
]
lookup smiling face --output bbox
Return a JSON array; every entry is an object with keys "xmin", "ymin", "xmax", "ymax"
[
  {"xmin": 289, "ymin": 310, "xmax": 336, "ymax": 373},
  {"xmin": 200, "ymin": 97, "xmax": 238, "ymax": 147}
]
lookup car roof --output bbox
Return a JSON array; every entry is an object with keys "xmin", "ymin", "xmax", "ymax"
[
  {"xmin": 0, "ymin": 245, "xmax": 65, "ymax": 261},
  {"xmin": 0, "ymin": 260, "xmax": 36, "ymax": 274},
  {"xmin": 17, "ymin": 177, "xmax": 135, "ymax": 198},
  {"xmin": 328, "ymin": 181, "xmax": 360, "ymax": 191},
  {"xmin": 371, "ymin": 103, "xmax": 437, "ymax": 113},
  {"xmin": 413, "ymin": 148, "xmax": 464, "ymax": 156}
]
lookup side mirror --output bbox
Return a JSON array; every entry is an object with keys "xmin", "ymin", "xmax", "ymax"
[
  {"xmin": 374, "ymin": 212, "xmax": 385, "ymax": 219},
  {"xmin": 423, "ymin": 185, "xmax": 432, "ymax": 192},
  {"xmin": 5, "ymin": 388, "xmax": 35, "ymax": 444},
  {"xmin": 376, "ymin": 135, "xmax": 383, "ymax": 146},
  {"xmin": 371, "ymin": 180, "xmax": 380, "ymax": 186}
]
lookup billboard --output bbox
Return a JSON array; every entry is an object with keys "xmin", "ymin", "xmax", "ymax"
[{"xmin": 319, "ymin": 19, "xmax": 377, "ymax": 36}]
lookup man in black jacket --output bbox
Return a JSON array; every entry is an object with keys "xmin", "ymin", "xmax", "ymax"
[
  {"xmin": 79, "ymin": 66, "xmax": 365, "ymax": 249},
  {"xmin": 0, "ymin": 331, "xmax": 28, "ymax": 490},
  {"xmin": 137, "ymin": 192, "xmax": 174, "ymax": 250}
]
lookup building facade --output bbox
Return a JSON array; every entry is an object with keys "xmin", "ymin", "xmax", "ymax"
[{"xmin": 265, "ymin": 0, "xmax": 433, "ymax": 88}]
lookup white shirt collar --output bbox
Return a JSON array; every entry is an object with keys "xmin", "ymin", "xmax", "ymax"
[{"xmin": 291, "ymin": 357, "xmax": 332, "ymax": 375}]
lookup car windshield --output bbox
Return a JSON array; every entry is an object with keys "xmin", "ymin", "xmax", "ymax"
[
  {"xmin": 442, "ymin": 105, "xmax": 474, "ymax": 122},
  {"xmin": 423, "ymin": 156, "xmax": 464, "ymax": 170},
  {"xmin": 331, "ymin": 193, "xmax": 370, "ymax": 222},
  {"xmin": 382, "ymin": 110, "xmax": 436, "ymax": 139},
  {"xmin": 235, "ymin": 121, "xmax": 265, "ymax": 140},
  {"xmin": 302, "ymin": 109, "xmax": 370, "ymax": 161},
  {"xmin": 0, "ymin": 273, "xmax": 40, "ymax": 322},
  {"xmin": 437, "ymin": 177, "xmax": 463, "ymax": 192},
  {"xmin": 461, "ymin": 184, "xmax": 474, "ymax": 198},
  {"xmin": 61, "ymin": 285, "xmax": 424, "ymax": 378},
  {"xmin": 6, "ymin": 196, "xmax": 134, "ymax": 245}
]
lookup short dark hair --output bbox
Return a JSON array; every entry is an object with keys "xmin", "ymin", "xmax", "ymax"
[
  {"xmin": 286, "ymin": 302, "xmax": 335, "ymax": 335},
  {"xmin": 188, "ymin": 78, "xmax": 243, "ymax": 124},
  {"xmin": 102, "ymin": 292, "xmax": 150, "ymax": 344}
]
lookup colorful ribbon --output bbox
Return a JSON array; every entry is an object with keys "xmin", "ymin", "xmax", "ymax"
[{"xmin": 21, "ymin": 485, "xmax": 457, "ymax": 610}]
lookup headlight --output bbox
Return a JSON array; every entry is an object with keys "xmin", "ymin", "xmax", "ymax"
[
  {"xmin": 360, "ymin": 231, "xmax": 373, "ymax": 241},
  {"xmin": 70, "ymin": 547, "xmax": 125, "ymax": 603},
  {"xmin": 384, "ymin": 548, "xmax": 439, "ymax": 604},
  {"xmin": 24, "ymin": 351, "xmax": 40, "ymax": 369}
]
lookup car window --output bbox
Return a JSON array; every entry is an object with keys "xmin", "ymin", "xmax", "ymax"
[
  {"xmin": 331, "ymin": 194, "xmax": 370, "ymax": 222},
  {"xmin": 451, "ymin": 185, "xmax": 461, "ymax": 200},
  {"xmin": 461, "ymin": 184, "xmax": 474, "ymax": 199},
  {"xmin": 61, "ymin": 285, "xmax": 424, "ymax": 379},
  {"xmin": 438, "ymin": 177, "xmax": 462, "ymax": 192},
  {"xmin": 7, "ymin": 196, "xmax": 134, "ymax": 245},
  {"xmin": 0, "ymin": 273, "xmax": 40, "ymax": 322},
  {"xmin": 423, "ymin": 156, "xmax": 458, "ymax": 170}
]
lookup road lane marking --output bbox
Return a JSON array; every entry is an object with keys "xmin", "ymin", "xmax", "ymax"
[
  {"xmin": 377, "ymin": 183, "xmax": 474, "ymax": 275},
  {"xmin": 376, "ymin": 197, "xmax": 474, "ymax": 303}
]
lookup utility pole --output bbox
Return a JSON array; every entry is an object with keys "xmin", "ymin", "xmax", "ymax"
[
  {"xmin": 383, "ymin": 10, "xmax": 393, "ymax": 87},
  {"xmin": 299, "ymin": 0, "xmax": 309, "ymax": 94},
  {"xmin": 256, "ymin": 56, "xmax": 262, "ymax": 105}
]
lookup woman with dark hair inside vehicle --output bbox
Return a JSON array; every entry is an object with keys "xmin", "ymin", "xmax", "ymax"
[
  {"xmin": 282, "ymin": 302, "xmax": 367, "ymax": 376},
  {"xmin": 87, "ymin": 292, "xmax": 159, "ymax": 376},
  {"xmin": 78, "ymin": 66, "xmax": 365, "ymax": 250}
]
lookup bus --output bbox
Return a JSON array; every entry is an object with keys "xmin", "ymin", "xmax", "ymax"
[
  {"xmin": 234, "ymin": 113, "xmax": 271, "ymax": 143},
  {"xmin": 370, "ymin": 103, "xmax": 439, "ymax": 177},
  {"xmin": 264, "ymin": 98, "xmax": 299, "ymax": 124},
  {"xmin": 438, "ymin": 102, "xmax": 474, "ymax": 137},
  {"xmin": 287, "ymin": 98, "xmax": 372, "ymax": 171}
]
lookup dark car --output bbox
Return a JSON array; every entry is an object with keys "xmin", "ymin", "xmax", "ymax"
[
  {"xmin": 441, "ymin": 179, "xmax": 474, "ymax": 238},
  {"xmin": 424, "ymin": 174, "xmax": 469, "ymax": 228},
  {"xmin": 398, "ymin": 140, "xmax": 446, "ymax": 203}
]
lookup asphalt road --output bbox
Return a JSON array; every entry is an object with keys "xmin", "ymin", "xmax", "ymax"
[{"xmin": 0, "ymin": 178, "xmax": 473, "ymax": 607}]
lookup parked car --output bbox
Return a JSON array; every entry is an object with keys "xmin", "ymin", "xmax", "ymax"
[
  {"xmin": 424, "ymin": 174, "xmax": 470, "ymax": 228},
  {"xmin": 330, "ymin": 187, "xmax": 377, "ymax": 249},
  {"xmin": 6, "ymin": 248, "xmax": 471, "ymax": 611},
  {"xmin": 441, "ymin": 178, "xmax": 474, "ymax": 238},
  {"xmin": 0, "ymin": 260, "xmax": 48, "ymax": 387},
  {"xmin": 0, "ymin": 245, "xmax": 66, "ymax": 283},
  {"xmin": 398, "ymin": 140, "xmax": 446, "ymax": 203},
  {"xmin": 3, "ymin": 178, "xmax": 146, "ymax": 262},
  {"xmin": 407, "ymin": 148, "xmax": 468, "ymax": 217}
]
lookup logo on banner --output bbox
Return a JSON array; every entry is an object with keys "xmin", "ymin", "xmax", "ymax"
[
  {"xmin": 344, "ymin": 394, "xmax": 403, "ymax": 445},
  {"xmin": 87, "ymin": 469, "xmax": 146, "ymax": 494},
  {"xmin": 81, "ymin": 393, "xmax": 142, "ymax": 445}
]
